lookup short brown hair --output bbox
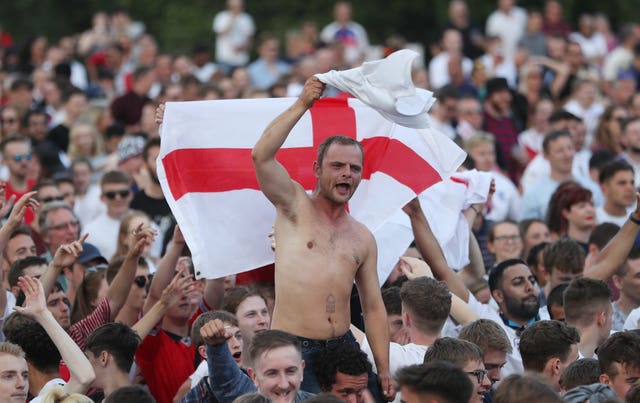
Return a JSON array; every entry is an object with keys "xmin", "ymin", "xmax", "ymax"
[
  {"xmin": 458, "ymin": 319, "xmax": 512, "ymax": 354},
  {"xmin": 249, "ymin": 330, "xmax": 301, "ymax": 367},
  {"xmin": 519, "ymin": 320, "xmax": 580, "ymax": 372},
  {"xmin": 423, "ymin": 337, "xmax": 483, "ymax": 368},
  {"xmin": 221, "ymin": 286, "xmax": 266, "ymax": 315},
  {"xmin": 563, "ymin": 278, "xmax": 612, "ymax": 327},
  {"xmin": 543, "ymin": 239, "xmax": 585, "ymax": 275},
  {"xmin": 494, "ymin": 373, "xmax": 562, "ymax": 403},
  {"xmin": 191, "ymin": 310, "xmax": 238, "ymax": 348},
  {"xmin": 400, "ymin": 277, "xmax": 451, "ymax": 335},
  {"xmin": 317, "ymin": 135, "xmax": 363, "ymax": 168}
]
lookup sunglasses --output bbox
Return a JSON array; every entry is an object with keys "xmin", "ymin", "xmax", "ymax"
[
  {"xmin": 103, "ymin": 189, "xmax": 131, "ymax": 200},
  {"xmin": 12, "ymin": 153, "xmax": 32, "ymax": 162},
  {"xmin": 41, "ymin": 196, "xmax": 64, "ymax": 203},
  {"xmin": 134, "ymin": 275, "xmax": 150, "ymax": 288},
  {"xmin": 466, "ymin": 369, "xmax": 489, "ymax": 384}
]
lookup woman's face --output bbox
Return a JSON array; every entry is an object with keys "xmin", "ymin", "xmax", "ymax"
[{"xmin": 73, "ymin": 126, "xmax": 95, "ymax": 155}]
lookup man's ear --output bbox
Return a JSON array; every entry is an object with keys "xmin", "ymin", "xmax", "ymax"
[
  {"xmin": 492, "ymin": 289, "xmax": 504, "ymax": 304},
  {"xmin": 543, "ymin": 357, "xmax": 561, "ymax": 377},
  {"xmin": 100, "ymin": 350, "xmax": 110, "ymax": 367},
  {"xmin": 248, "ymin": 368, "xmax": 258, "ymax": 387},
  {"xmin": 600, "ymin": 373, "xmax": 611, "ymax": 385},
  {"xmin": 313, "ymin": 161, "xmax": 320, "ymax": 177}
]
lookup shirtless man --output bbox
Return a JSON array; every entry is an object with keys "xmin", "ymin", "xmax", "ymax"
[{"xmin": 251, "ymin": 76, "xmax": 393, "ymax": 399}]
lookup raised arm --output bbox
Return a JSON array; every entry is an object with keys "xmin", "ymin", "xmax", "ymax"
[
  {"xmin": 134, "ymin": 268, "xmax": 192, "ymax": 340},
  {"xmin": 586, "ymin": 194, "xmax": 640, "ymax": 281},
  {"xmin": 108, "ymin": 224, "xmax": 156, "ymax": 320},
  {"xmin": 144, "ymin": 224, "xmax": 185, "ymax": 313},
  {"xmin": 402, "ymin": 198, "xmax": 470, "ymax": 302},
  {"xmin": 355, "ymin": 233, "xmax": 395, "ymax": 401},
  {"xmin": 41, "ymin": 234, "xmax": 88, "ymax": 297},
  {"xmin": 251, "ymin": 77, "xmax": 324, "ymax": 210},
  {"xmin": 15, "ymin": 276, "xmax": 95, "ymax": 394}
]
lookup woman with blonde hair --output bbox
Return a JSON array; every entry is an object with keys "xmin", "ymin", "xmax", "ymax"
[
  {"xmin": 112, "ymin": 211, "xmax": 157, "ymax": 269},
  {"xmin": 41, "ymin": 385, "xmax": 93, "ymax": 403},
  {"xmin": 592, "ymin": 104, "xmax": 628, "ymax": 155},
  {"xmin": 67, "ymin": 122, "xmax": 106, "ymax": 173}
]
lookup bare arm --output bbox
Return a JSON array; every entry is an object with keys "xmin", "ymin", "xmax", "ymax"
[
  {"xmin": 134, "ymin": 269, "xmax": 192, "ymax": 340},
  {"xmin": 403, "ymin": 198, "xmax": 470, "ymax": 302},
  {"xmin": 144, "ymin": 225, "xmax": 185, "ymax": 313},
  {"xmin": 586, "ymin": 194, "xmax": 640, "ymax": 281},
  {"xmin": 459, "ymin": 230, "xmax": 486, "ymax": 282},
  {"xmin": 355, "ymin": 234, "xmax": 395, "ymax": 401},
  {"xmin": 108, "ymin": 224, "xmax": 156, "ymax": 320},
  {"xmin": 41, "ymin": 234, "xmax": 88, "ymax": 297},
  {"xmin": 251, "ymin": 77, "xmax": 324, "ymax": 210},
  {"xmin": 203, "ymin": 277, "xmax": 225, "ymax": 310},
  {"xmin": 15, "ymin": 276, "xmax": 95, "ymax": 394}
]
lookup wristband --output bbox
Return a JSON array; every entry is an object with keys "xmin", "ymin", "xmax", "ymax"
[{"xmin": 630, "ymin": 214, "xmax": 640, "ymax": 226}]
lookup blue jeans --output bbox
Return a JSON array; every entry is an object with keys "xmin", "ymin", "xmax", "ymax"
[{"xmin": 297, "ymin": 331, "xmax": 383, "ymax": 401}]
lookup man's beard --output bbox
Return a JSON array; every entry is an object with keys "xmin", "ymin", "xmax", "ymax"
[{"xmin": 503, "ymin": 292, "xmax": 539, "ymax": 322}]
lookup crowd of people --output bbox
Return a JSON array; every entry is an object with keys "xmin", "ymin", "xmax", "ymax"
[{"xmin": 1, "ymin": 0, "xmax": 640, "ymax": 402}]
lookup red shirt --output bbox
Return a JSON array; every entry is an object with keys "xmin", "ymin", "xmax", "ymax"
[
  {"xmin": 5, "ymin": 179, "xmax": 36, "ymax": 224},
  {"xmin": 136, "ymin": 327, "xmax": 195, "ymax": 403}
]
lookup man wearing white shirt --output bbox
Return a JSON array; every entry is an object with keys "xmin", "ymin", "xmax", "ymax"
[
  {"xmin": 212, "ymin": 0, "xmax": 255, "ymax": 73},
  {"xmin": 429, "ymin": 29, "xmax": 473, "ymax": 90},
  {"xmin": 485, "ymin": 0, "xmax": 527, "ymax": 60}
]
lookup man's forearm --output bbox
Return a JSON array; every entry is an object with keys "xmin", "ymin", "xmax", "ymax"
[
  {"xmin": 587, "ymin": 216, "xmax": 640, "ymax": 280},
  {"xmin": 363, "ymin": 305, "xmax": 390, "ymax": 374},
  {"xmin": 252, "ymin": 99, "xmax": 308, "ymax": 164}
]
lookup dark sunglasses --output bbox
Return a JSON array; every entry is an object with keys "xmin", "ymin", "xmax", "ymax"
[
  {"xmin": 41, "ymin": 196, "xmax": 65, "ymax": 203},
  {"xmin": 103, "ymin": 189, "xmax": 131, "ymax": 200},
  {"xmin": 12, "ymin": 153, "xmax": 32, "ymax": 162},
  {"xmin": 134, "ymin": 275, "xmax": 150, "ymax": 288}
]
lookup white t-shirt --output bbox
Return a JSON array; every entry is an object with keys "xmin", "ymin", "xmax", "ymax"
[
  {"xmin": 82, "ymin": 212, "xmax": 121, "ymax": 260},
  {"xmin": 361, "ymin": 337, "xmax": 428, "ymax": 403},
  {"xmin": 624, "ymin": 306, "xmax": 640, "ymax": 330},
  {"xmin": 485, "ymin": 171, "xmax": 520, "ymax": 222},
  {"xmin": 212, "ymin": 11, "xmax": 255, "ymax": 66},
  {"xmin": 189, "ymin": 360, "xmax": 209, "ymax": 388},
  {"xmin": 596, "ymin": 206, "xmax": 633, "ymax": 227},
  {"xmin": 485, "ymin": 7, "xmax": 527, "ymax": 60}
]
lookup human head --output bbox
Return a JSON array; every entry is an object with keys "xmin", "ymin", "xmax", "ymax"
[
  {"xmin": 71, "ymin": 268, "xmax": 108, "ymax": 324},
  {"xmin": 595, "ymin": 104, "xmax": 628, "ymax": 154},
  {"xmin": 115, "ymin": 210, "xmax": 152, "ymax": 259},
  {"xmin": 622, "ymin": 117, "xmax": 640, "ymax": 153},
  {"xmin": 0, "ymin": 341, "xmax": 28, "ymax": 403},
  {"xmin": 103, "ymin": 385, "xmax": 155, "ymax": 403},
  {"xmin": 222, "ymin": 286, "xmax": 270, "ymax": 346},
  {"xmin": 84, "ymin": 322, "xmax": 141, "ymax": 386},
  {"xmin": 247, "ymin": 330, "xmax": 304, "ymax": 403},
  {"xmin": 561, "ymin": 186, "xmax": 596, "ymax": 236},
  {"xmin": 381, "ymin": 287, "xmax": 405, "ymax": 344},
  {"xmin": 400, "ymin": 277, "xmax": 451, "ymax": 336},
  {"xmin": 519, "ymin": 219, "xmax": 550, "ymax": 260},
  {"xmin": 465, "ymin": 132, "xmax": 496, "ymax": 172},
  {"xmin": 70, "ymin": 157, "xmax": 93, "ymax": 195},
  {"xmin": 563, "ymin": 278, "xmax": 613, "ymax": 344},
  {"xmin": 395, "ymin": 361, "xmax": 473, "ymax": 403},
  {"xmin": 8, "ymin": 256, "xmax": 47, "ymax": 301},
  {"xmin": 142, "ymin": 137, "xmax": 161, "ymax": 184},
  {"xmin": 100, "ymin": 170, "xmax": 132, "ymax": 218},
  {"xmin": 559, "ymin": 358, "xmax": 600, "ymax": 392},
  {"xmin": 457, "ymin": 97, "xmax": 483, "ymax": 131},
  {"xmin": 0, "ymin": 107, "xmax": 21, "ymax": 137},
  {"xmin": 313, "ymin": 342, "xmax": 371, "ymax": 403},
  {"xmin": 543, "ymin": 239, "xmax": 585, "ymax": 290},
  {"xmin": 23, "ymin": 109, "xmax": 49, "ymax": 143},
  {"xmin": 488, "ymin": 259, "xmax": 539, "ymax": 323},
  {"xmin": 458, "ymin": 319, "xmax": 512, "ymax": 386},
  {"xmin": 3, "ymin": 313, "xmax": 61, "ymax": 377},
  {"xmin": 314, "ymin": 135, "xmax": 364, "ymax": 205},
  {"xmin": 423, "ymin": 337, "xmax": 490, "ymax": 403},
  {"xmin": 0, "ymin": 135, "xmax": 31, "ymax": 181},
  {"xmin": 527, "ymin": 241, "xmax": 549, "ymax": 288},
  {"xmin": 68, "ymin": 122, "xmax": 101, "ymax": 159},
  {"xmin": 38, "ymin": 201, "xmax": 79, "ymax": 255},
  {"xmin": 484, "ymin": 77, "xmax": 512, "ymax": 114},
  {"xmin": 56, "ymin": 177, "xmax": 76, "ymax": 207},
  {"xmin": 3, "ymin": 226, "xmax": 36, "ymax": 270},
  {"xmin": 613, "ymin": 246, "xmax": 640, "ymax": 309},
  {"xmin": 546, "ymin": 283, "xmax": 569, "ymax": 321},
  {"xmin": 599, "ymin": 161, "xmax": 636, "ymax": 211},
  {"xmin": 543, "ymin": 130, "xmax": 574, "ymax": 176},
  {"xmin": 598, "ymin": 331, "xmax": 640, "ymax": 399},
  {"xmin": 46, "ymin": 282, "xmax": 71, "ymax": 329},
  {"xmin": 518, "ymin": 320, "xmax": 580, "ymax": 388},
  {"xmin": 192, "ymin": 311, "xmax": 242, "ymax": 366},
  {"xmin": 487, "ymin": 221, "xmax": 523, "ymax": 263},
  {"xmin": 493, "ymin": 373, "xmax": 563, "ymax": 403}
]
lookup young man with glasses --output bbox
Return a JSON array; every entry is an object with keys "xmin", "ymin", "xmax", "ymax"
[
  {"xmin": 83, "ymin": 170, "xmax": 133, "ymax": 260},
  {"xmin": 0, "ymin": 135, "xmax": 36, "ymax": 224}
]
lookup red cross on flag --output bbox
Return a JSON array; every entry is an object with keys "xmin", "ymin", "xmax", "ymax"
[{"xmin": 158, "ymin": 97, "xmax": 466, "ymax": 281}]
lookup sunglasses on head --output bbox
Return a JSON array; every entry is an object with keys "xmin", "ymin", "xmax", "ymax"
[
  {"xmin": 12, "ymin": 153, "xmax": 32, "ymax": 162},
  {"xmin": 134, "ymin": 275, "xmax": 150, "ymax": 288},
  {"xmin": 103, "ymin": 189, "xmax": 131, "ymax": 200}
]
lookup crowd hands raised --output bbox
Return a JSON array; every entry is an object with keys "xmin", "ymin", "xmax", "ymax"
[{"xmin": 2, "ymin": 0, "xmax": 640, "ymax": 402}]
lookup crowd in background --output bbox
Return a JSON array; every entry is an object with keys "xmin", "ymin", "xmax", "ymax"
[{"xmin": 1, "ymin": 0, "xmax": 640, "ymax": 402}]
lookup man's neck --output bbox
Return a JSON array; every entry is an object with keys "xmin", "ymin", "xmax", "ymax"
[
  {"xmin": 603, "ymin": 201, "xmax": 629, "ymax": 217},
  {"xmin": 103, "ymin": 370, "xmax": 132, "ymax": 397},
  {"xmin": 28, "ymin": 367, "xmax": 59, "ymax": 397},
  {"xmin": 615, "ymin": 294, "xmax": 640, "ymax": 317},
  {"xmin": 241, "ymin": 340, "xmax": 252, "ymax": 368},
  {"xmin": 576, "ymin": 324, "xmax": 599, "ymax": 358},
  {"xmin": 567, "ymin": 225, "xmax": 592, "ymax": 244},
  {"xmin": 8, "ymin": 175, "xmax": 28, "ymax": 191},
  {"xmin": 410, "ymin": 330, "xmax": 439, "ymax": 347},
  {"xmin": 549, "ymin": 170, "xmax": 573, "ymax": 183},
  {"xmin": 162, "ymin": 316, "xmax": 189, "ymax": 338},
  {"xmin": 311, "ymin": 193, "xmax": 349, "ymax": 221},
  {"xmin": 626, "ymin": 149, "xmax": 640, "ymax": 164},
  {"xmin": 114, "ymin": 305, "xmax": 140, "ymax": 327},
  {"xmin": 107, "ymin": 208, "xmax": 130, "ymax": 220}
]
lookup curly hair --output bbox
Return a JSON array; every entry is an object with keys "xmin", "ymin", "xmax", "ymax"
[
  {"xmin": 3, "ymin": 312, "xmax": 61, "ymax": 374},
  {"xmin": 312, "ymin": 342, "xmax": 372, "ymax": 392}
]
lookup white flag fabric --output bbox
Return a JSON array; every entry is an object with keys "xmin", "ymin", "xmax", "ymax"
[{"xmin": 157, "ymin": 97, "xmax": 466, "ymax": 282}]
